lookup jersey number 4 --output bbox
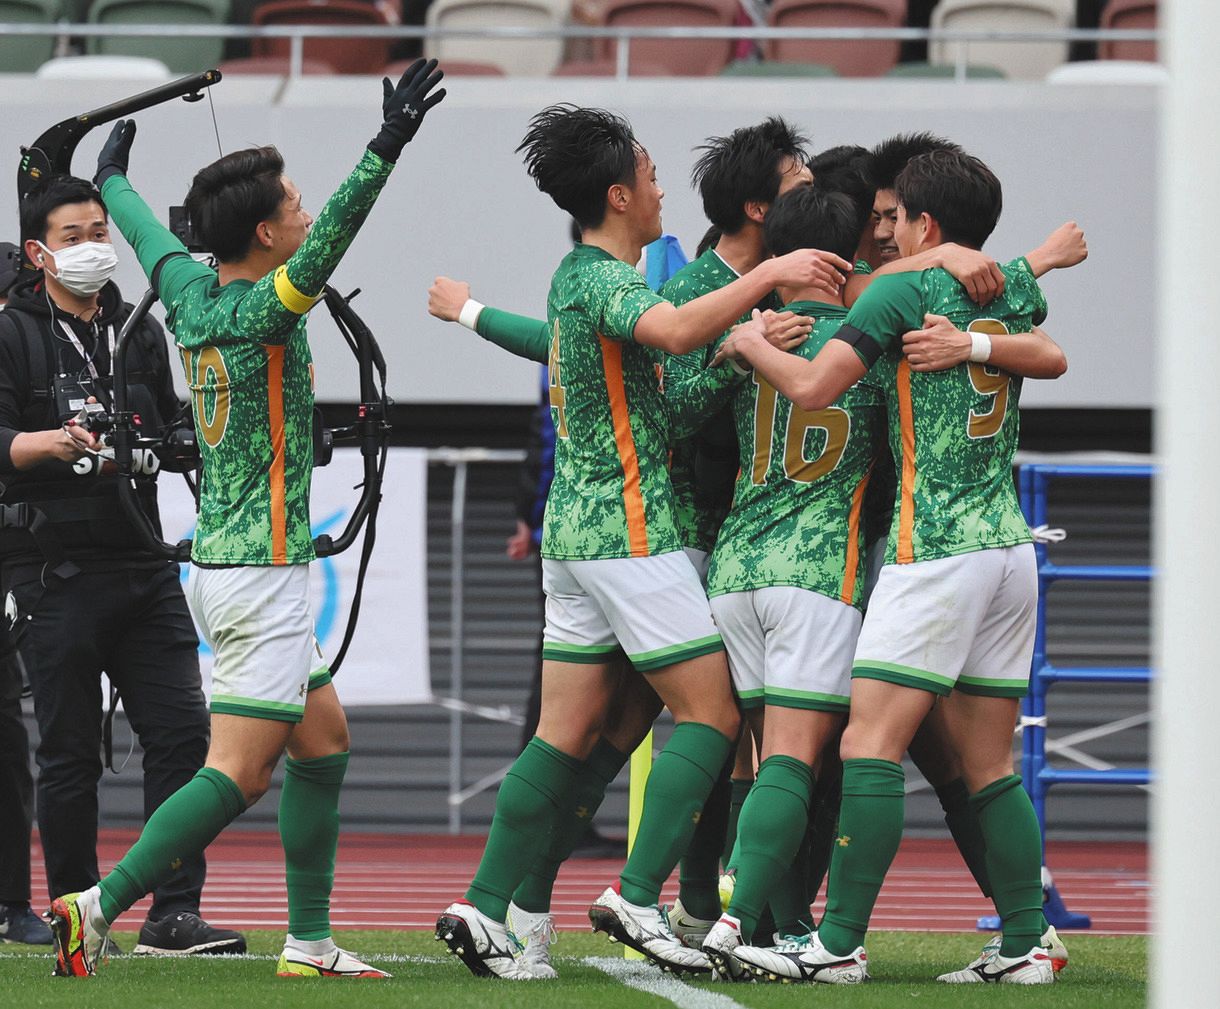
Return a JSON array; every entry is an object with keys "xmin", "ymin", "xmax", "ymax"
[
  {"xmin": 751, "ymin": 374, "xmax": 849, "ymax": 485},
  {"xmin": 548, "ymin": 323, "xmax": 569, "ymax": 439}
]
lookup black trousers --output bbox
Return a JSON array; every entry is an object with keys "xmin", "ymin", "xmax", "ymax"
[
  {"xmin": 0, "ymin": 639, "xmax": 33, "ymax": 905},
  {"xmin": 6, "ymin": 562, "xmax": 209, "ymax": 919}
]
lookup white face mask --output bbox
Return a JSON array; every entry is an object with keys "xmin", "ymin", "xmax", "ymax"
[{"xmin": 38, "ymin": 240, "xmax": 118, "ymax": 297}]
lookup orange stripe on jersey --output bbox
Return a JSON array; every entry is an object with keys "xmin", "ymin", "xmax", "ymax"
[
  {"xmin": 839, "ymin": 468, "xmax": 871, "ymax": 604},
  {"xmin": 896, "ymin": 360, "xmax": 917, "ymax": 564},
  {"xmin": 265, "ymin": 345, "xmax": 288, "ymax": 565},
  {"xmin": 599, "ymin": 336, "xmax": 649, "ymax": 558}
]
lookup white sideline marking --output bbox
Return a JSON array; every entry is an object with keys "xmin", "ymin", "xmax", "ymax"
[{"xmin": 586, "ymin": 956, "xmax": 748, "ymax": 1009}]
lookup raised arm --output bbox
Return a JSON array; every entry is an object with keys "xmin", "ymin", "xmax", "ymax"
[
  {"xmin": 848, "ymin": 243, "xmax": 1006, "ymax": 307},
  {"xmin": 428, "ymin": 276, "xmax": 550, "ymax": 363},
  {"xmin": 1023, "ymin": 221, "xmax": 1088, "ymax": 277}
]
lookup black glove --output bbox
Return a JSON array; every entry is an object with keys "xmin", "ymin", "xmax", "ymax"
[
  {"xmin": 95, "ymin": 120, "xmax": 137, "ymax": 188},
  {"xmin": 367, "ymin": 58, "xmax": 446, "ymax": 164}
]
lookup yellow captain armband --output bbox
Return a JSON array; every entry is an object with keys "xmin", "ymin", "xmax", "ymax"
[{"xmin": 273, "ymin": 265, "xmax": 322, "ymax": 315}]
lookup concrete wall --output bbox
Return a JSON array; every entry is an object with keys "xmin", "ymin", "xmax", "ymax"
[{"xmin": 1, "ymin": 75, "xmax": 1157, "ymax": 407}]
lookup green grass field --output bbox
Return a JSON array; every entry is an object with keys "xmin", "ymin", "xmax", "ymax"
[{"xmin": 1, "ymin": 929, "xmax": 1146, "ymax": 1008}]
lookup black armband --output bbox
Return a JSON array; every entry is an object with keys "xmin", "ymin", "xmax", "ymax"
[{"xmin": 832, "ymin": 325, "xmax": 884, "ymax": 368}]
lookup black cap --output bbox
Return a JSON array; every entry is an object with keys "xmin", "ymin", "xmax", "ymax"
[{"xmin": 0, "ymin": 242, "xmax": 20, "ymax": 297}]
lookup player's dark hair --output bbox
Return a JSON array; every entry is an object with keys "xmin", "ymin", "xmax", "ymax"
[
  {"xmin": 19, "ymin": 175, "xmax": 107, "ymax": 249},
  {"xmin": 183, "ymin": 146, "xmax": 286, "ymax": 263},
  {"xmin": 763, "ymin": 185, "xmax": 861, "ymax": 266},
  {"xmin": 869, "ymin": 132, "xmax": 963, "ymax": 192},
  {"xmin": 896, "ymin": 150, "xmax": 1002, "ymax": 250},
  {"xmin": 808, "ymin": 145, "xmax": 875, "ymax": 241},
  {"xmin": 517, "ymin": 105, "xmax": 639, "ymax": 230},
  {"xmin": 691, "ymin": 116, "xmax": 810, "ymax": 234},
  {"xmin": 695, "ymin": 225, "xmax": 722, "ymax": 257}
]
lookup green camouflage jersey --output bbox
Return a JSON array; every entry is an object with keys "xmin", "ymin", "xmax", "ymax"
[
  {"xmin": 102, "ymin": 149, "xmax": 394, "ymax": 565},
  {"xmin": 707, "ymin": 302, "xmax": 885, "ymax": 607},
  {"xmin": 542, "ymin": 243, "xmax": 675, "ymax": 560},
  {"xmin": 837, "ymin": 258, "xmax": 1047, "ymax": 565},
  {"xmin": 661, "ymin": 249, "xmax": 778, "ymax": 554}
]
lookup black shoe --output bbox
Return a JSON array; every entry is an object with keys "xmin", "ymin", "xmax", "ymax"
[
  {"xmin": 0, "ymin": 902, "xmax": 53, "ymax": 945},
  {"xmin": 132, "ymin": 912, "xmax": 246, "ymax": 956}
]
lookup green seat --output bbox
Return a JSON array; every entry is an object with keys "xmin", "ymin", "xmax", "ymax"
[
  {"xmin": 886, "ymin": 61, "xmax": 1007, "ymax": 79},
  {"xmin": 87, "ymin": 0, "xmax": 231, "ymax": 73},
  {"xmin": 0, "ymin": 0, "xmax": 62, "ymax": 73},
  {"xmin": 719, "ymin": 59, "xmax": 838, "ymax": 77}
]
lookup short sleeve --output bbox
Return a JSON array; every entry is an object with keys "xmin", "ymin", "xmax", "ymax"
[
  {"xmin": 594, "ymin": 263, "xmax": 667, "ymax": 343},
  {"xmin": 1007, "ymin": 257, "xmax": 1049, "ymax": 326},
  {"xmin": 837, "ymin": 273, "xmax": 926, "ymax": 362}
]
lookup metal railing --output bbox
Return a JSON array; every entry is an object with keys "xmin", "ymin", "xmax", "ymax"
[{"xmin": 0, "ymin": 22, "xmax": 1162, "ymax": 80}]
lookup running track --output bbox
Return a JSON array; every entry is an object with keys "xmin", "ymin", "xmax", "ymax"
[{"xmin": 32, "ymin": 831, "xmax": 1148, "ymax": 936}]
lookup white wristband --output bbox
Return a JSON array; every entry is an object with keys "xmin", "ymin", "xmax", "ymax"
[
  {"xmin": 968, "ymin": 331, "xmax": 992, "ymax": 363},
  {"xmin": 457, "ymin": 298, "xmax": 485, "ymax": 331},
  {"xmin": 727, "ymin": 358, "xmax": 752, "ymax": 377}
]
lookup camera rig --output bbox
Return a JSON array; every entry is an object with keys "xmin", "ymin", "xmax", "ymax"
[{"xmin": 18, "ymin": 72, "xmax": 393, "ymax": 673}]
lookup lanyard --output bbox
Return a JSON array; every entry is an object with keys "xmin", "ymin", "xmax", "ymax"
[{"xmin": 53, "ymin": 313, "xmax": 117, "ymax": 407}]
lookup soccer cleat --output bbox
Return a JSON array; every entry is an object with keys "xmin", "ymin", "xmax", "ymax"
[
  {"xmin": 1043, "ymin": 924, "xmax": 1069, "ymax": 973},
  {"xmin": 938, "ymin": 943, "xmax": 1054, "ymax": 984},
  {"xmin": 506, "ymin": 902, "xmax": 558, "ymax": 979},
  {"xmin": 277, "ymin": 942, "xmax": 391, "ymax": 978},
  {"xmin": 666, "ymin": 897, "xmax": 717, "ymax": 950},
  {"xmin": 588, "ymin": 886, "xmax": 711, "ymax": 975},
  {"xmin": 132, "ymin": 912, "xmax": 246, "ymax": 956},
  {"xmin": 701, "ymin": 914, "xmax": 749, "ymax": 982},
  {"xmin": 732, "ymin": 930, "xmax": 867, "ymax": 984},
  {"xmin": 0, "ymin": 902, "xmax": 53, "ymax": 945},
  {"xmin": 46, "ymin": 886, "xmax": 109, "ymax": 977},
  {"xmin": 436, "ymin": 901, "xmax": 537, "ymax": 980}
]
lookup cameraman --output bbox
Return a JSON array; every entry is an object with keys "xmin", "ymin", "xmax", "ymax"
[{"xmin": 0, "ymin": 177, "xmax": 243, "ymax": 956}]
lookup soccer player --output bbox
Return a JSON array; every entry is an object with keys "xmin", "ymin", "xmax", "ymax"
[
  {"xmin": 435, "ymin": 104, "xmax": 850, "ymax": 980},
  {"xmin": 44, "ymin": 58, "xmax": 447, "ymax": 979},
  {"xmin": 694, "ymin": 185, "xmax": 886, "ymax": 979},
  {"xmin": 869, "ymin": 132, "xmax": 964, "ymax": 267},
  {"xmin": 719, "ymin": 150, "xmax": 1070, "ymax": 985}
]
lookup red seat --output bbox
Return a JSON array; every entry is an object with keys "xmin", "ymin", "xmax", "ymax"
[
  {"xmin": 382, "ymin": 58, "xmax": 506, "ymax": 75},
  {"xmin": 765, "ymin": 0, "xmax": 905, "ymax": 77},
  {"xmin": 1099, "ymin": 0, "xmax": 1156, "ymax": 62},
  {"xmin": 251, "ymin": 0, "xmax": 394, "ymax": 74},
  {"xmin": 551, "ymin": 57, "xmax": 676, "ymax": 75},
  {"xmin": 574, "ymin": 0, "xmax": 740, "ymax": 76},
  {"xmin": 219, "ymin": 54, "xmax": 338, "ymax": 73}
]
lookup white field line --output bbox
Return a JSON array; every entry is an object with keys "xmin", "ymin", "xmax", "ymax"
[{"xmin": 587, "ymin": 957, "xmax": 748, "ymax": 1009}]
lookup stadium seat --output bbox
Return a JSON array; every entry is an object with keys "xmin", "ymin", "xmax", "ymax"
[
  {"xmin": 1099, "ymin": 0, "xmax": 1156, "ymax": 62},
  {"xmin": 0, "ymin": 0, "xmax": 62, "ymax": 74},
  {"xmin": 252, "ymin": 0, "xmax": 395, "ymax": 74},
  {"xmin": 384, "ymin": 57, "xmax": 506, "ymax": 75},
  {"xmin": 572, "ymin": 0, "xmax": 739, "ymax": 76},
  {"xmin": 930, "ymin": 0, "xmax": 1074, "ymax": 80},
  {"xmin": 551, "ymin": 57, "xmax": 676, "ymax": 74},
  {"xmin": 36, "ymin": 54, "xmax": 175, "ymax": 78},
  {"xmin": 1045, "ymin": 57, "xmax": 1164, "ymax": 82},
  {"xmin": 886, "ymin": 59, "xmax": 1006, "ymax": 77},
  {"xmin": 423, "ymin": 0, "xmax": 569, "ymax": 76},
  {"xmin": 763, "ymin": 0, "xmax": 905, "ymax": 77},
  {"xmin": 86, "ymin": 0, "xmax": 230, "ymax": 73},
  {"xmin": 218, "ymin": 54, "xmax": 338, "ymax": 73},
  {"xmin": 720, "ymin": 58, "xmax": 839, "ymax": 75}
]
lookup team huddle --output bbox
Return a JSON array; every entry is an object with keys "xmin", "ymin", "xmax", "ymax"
[
  {"xmin": 40, "ymin": 59, "xmax": 1085, "ymax": 986},
  {"xmin": 430, "ymin": 106, "xmax": 1084, "ymax": 985}
]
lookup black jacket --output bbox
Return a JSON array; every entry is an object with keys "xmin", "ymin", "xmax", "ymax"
[{"xmin": 0, "ymin": 273, "xmax": 187, "ymax": 564}]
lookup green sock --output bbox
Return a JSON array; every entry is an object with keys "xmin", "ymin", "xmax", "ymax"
[
  {"xmin": 936, "ymin": 777, "xmax": 993, "ymax": 899},
  {"xmin": 818, "ymin": 758, "xmax": 905, "ymax": 956},
  {"xmin": 805, "ymin": 765, "xmax": 843, "ymax": 910},
  {"xmin": 279, "ymin": 751, "xmax": 348, "ymax": 941},
  {"xmin": 677, "ymin": 754, "xmax": 733, "ymax": 921},
  {"xmin": 726, "ymin": 756, "xmax": 813, "ymax": 941},
  {"xmin": 619, "ymin": 722, "xmax": 732, "ymax": 907},
  {"xmin": 771, "ymin": 830, "xmax": 813, "ymax": 938},
  {"xmin": 723, "ymin": 776, "xmax": 753, "ymax": 867},
  {"xmin": 512, "ymin": 739, "xmax": 628, "ymax": 913},
  {"xmin": 971, "ymin": 775, "xmax": 1044, "ymax": 957},
  {"xmin": 98, "ymin": 767, "xmax": 245, "ymax": 923},
  {"xmin": 465, "ymin": 737, "xmax": 581, "ymax": 921}
]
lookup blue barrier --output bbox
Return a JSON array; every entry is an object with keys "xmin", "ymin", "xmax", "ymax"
[{"xmin": 978, "ymin": 463, "xmax": 1153, "ymax": 932}]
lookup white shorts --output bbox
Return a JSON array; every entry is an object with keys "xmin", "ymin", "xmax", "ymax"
[
  {"xmin": 187, "ymin": 564, "xmax": 330, "ymax": 723},
  {"xmin": 709, "ymin": 587, "xmax": 860, "ymax": 712},
  {"xmin": 541, "ymin": 551, "xmax": 723, "ymax": 672},
  {"xmin": 852, "ymin": 543, "xmax": 1037, "ymax": 698}
]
